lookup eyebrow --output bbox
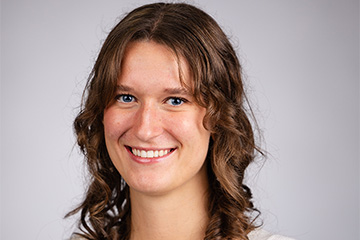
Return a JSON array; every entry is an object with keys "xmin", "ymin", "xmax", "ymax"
[
  {"xmin": 116, "ymin": 84, "xmax": 192, "ymax": 96},
  {"xmin": 117, "ymin": 84, "xmax": 134, "ymax": 92},
  {"xmin": 163, "ymin": 87, "xmax": 192, "ymax": 96}
]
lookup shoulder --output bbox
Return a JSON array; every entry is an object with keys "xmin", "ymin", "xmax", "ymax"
[
  {"xmin": 70, "ymin": 229, "xmax": 295, "ymax": 240},
  {"xmin": 69, "ymin": 234, "xmax": 86, "ymax": 240},
  {"xmin": 248, "ymin": 228, "xmax": 296, "ymax": 240}
]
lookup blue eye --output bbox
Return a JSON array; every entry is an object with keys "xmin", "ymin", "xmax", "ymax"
[
  {"xmin": 116, "ymin": 94, "xmax": 135, "ymax": 103},
  {"xmin": 166, "ymin": 97, "xmax": 186, "ymax": 106}
]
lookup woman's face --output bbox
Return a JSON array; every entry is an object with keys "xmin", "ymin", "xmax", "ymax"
[{"xmin": 103, "ymin": 41, "xmax": 210, "ymax": 196}]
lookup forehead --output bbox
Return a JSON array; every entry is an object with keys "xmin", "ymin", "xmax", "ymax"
[{"xmin": 120, "ymin": 41, "xmax": 192, "ymax": 90}]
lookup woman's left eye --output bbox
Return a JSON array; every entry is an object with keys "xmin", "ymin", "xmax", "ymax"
[{"xmin": 166, "ymin": 97, "xmax": 187, "ymax": 106}]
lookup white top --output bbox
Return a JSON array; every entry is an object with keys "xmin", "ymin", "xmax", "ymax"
[
  {"xmin": 248, "ymin": 229, "xmax": 295, "ymax": 240},
  {"xmin": 71, "ymin": 229, "xmax": 295, "ymax": 240}
]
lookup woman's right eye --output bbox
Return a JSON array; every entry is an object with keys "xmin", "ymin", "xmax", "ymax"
[{"xmin": 116, "ymin": 94, "xmax": 135, "ymax": 103}]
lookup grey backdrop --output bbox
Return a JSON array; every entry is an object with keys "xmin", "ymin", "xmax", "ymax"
[{"xmin": 1, "ymin": 0, "xmax": 359, "ymax": 239}]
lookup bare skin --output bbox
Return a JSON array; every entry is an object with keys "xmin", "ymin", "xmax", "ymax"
[{"xmin": 130, "ymin": 164, "xmax": 209, "ymax": 240}]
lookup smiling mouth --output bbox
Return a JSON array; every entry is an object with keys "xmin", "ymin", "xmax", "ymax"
[{"xmin": 126, "ymin": 146, "xmax": 176, "ymax": 159}]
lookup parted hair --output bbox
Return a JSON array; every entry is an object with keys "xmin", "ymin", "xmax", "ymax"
[{"xmin": 67, "ymin": 2, "xmax": 261, "ymax": 240}]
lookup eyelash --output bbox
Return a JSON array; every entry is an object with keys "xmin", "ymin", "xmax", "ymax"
[
  {"xmin": 115, "ymin": 94, "xmax": 188, "ymax": 106},
  {"xmin": 115, "ymin": 94, "xmax": 136, "ymax": 103},
  {"xmin": 165, "ymin": 97, "xmax": 188, "ymax": 106}
]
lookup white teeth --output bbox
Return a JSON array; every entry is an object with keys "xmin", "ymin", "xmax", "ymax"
[
  {"xmin": 147, "ymin": 150, "xmax": 154, "ymax": 158},
  {"xmin": 131, "ymin": 148, "xmax": 172, "ymax": 158}
]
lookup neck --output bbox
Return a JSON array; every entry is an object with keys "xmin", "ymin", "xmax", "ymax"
[{"xmin": 129, "ymin": 168, "xmax": 209, "ymax": 240}]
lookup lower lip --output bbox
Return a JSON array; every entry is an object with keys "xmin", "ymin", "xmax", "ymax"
[{"xmin": 125, "ymin": 147, "xmax": 175, "ymax": 164}]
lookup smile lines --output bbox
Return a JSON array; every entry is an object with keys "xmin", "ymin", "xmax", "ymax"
[{"xmin": 130, "ymin": 147, "xmax": 174, "ymax": 158}]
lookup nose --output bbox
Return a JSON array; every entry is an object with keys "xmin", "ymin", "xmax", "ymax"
[{"xmin": 133, "ymin": 102, "xmax": 163, "ymax": 142}]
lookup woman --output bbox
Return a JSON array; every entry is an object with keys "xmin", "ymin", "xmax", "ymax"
[{"xmin": 67, "ymin": 2, "xmax": 294, "ymax": 240}]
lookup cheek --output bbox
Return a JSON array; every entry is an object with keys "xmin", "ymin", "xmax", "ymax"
[
  {"xmin": 103, "ymin": 108, "xmax": 129, "ymax": 140},
  {"xmin": 164, "ymin": 109, "xmax": 209, "ymax": 143}
]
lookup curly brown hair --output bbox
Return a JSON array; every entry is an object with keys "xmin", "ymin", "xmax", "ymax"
[{"xmin": 67, "ymin": 2, "xmax": 262, "ymax": 239}]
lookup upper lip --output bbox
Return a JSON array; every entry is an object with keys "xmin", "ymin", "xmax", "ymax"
[{"xmin": 126, "ymin": 145, "xmax": 176, "ymax": 151}]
